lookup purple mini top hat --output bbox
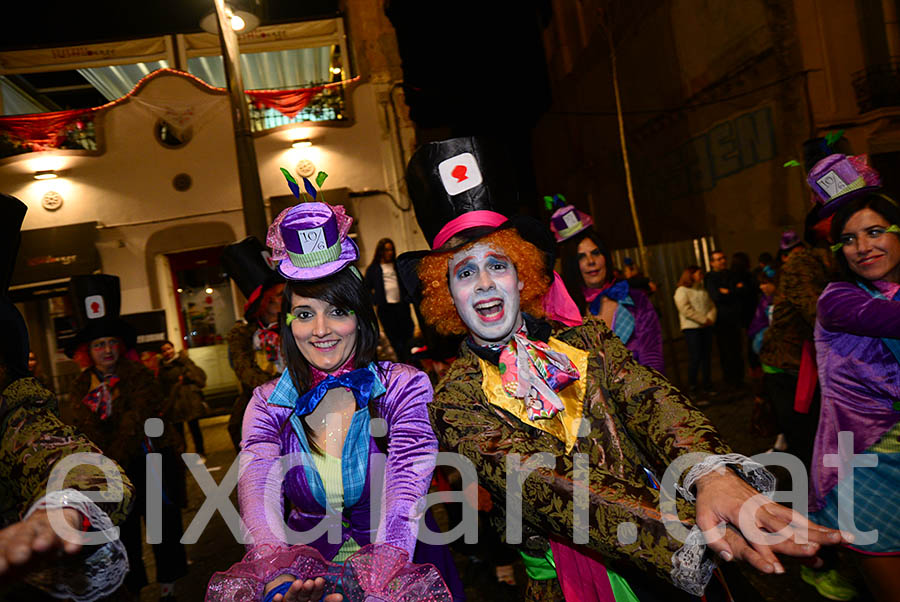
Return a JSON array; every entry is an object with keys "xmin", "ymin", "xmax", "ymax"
[
  {"xmin": 779, "ymin": 229, "xmax": 802, "ymax": 251},
  {"xmin": 266, "ymin": 202, "xmax": 359, "ymax": 281},
  {"xmin": 807, "ymin": 154, "xmax": 881, "ymax": 217},
  {"xmin": 549, "ymin": 204, "xmax": 593, "ymax": 243}
]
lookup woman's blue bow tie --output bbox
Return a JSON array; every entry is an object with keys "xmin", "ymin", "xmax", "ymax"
[
  {"xmin": 589, "ymin": 280, "xmax": 630, "ymax": 314},
  {"xmin": 294, "ymin": 368, "xmax": 376, "ymax": 416}
]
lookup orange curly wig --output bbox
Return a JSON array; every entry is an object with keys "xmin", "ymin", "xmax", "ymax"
[{"xmin": 417, "ymin": 228, "xmax": 551, "ymax": 335}]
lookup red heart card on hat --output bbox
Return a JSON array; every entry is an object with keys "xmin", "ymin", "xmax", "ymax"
[{"xmin": 438, "ymin": 153, "xmax": 483, "ymax": 196}]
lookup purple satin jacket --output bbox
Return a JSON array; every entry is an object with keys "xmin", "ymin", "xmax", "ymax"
[
  {"xmin": 810, "ymin": 281, "xmax": 900, "ymax": 511},
  {"xmin": 238, "ymin": 362, "xmax": 437, "ymax": 560}
]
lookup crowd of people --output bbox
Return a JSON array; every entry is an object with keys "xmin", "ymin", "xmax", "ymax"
[{"xmin": 1, "ymin": 134, "xmax": 897, "ymax": 602}]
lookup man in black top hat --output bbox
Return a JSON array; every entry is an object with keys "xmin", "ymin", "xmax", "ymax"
[
  {"xmin": 61, "ymin": 274, "xmax": 188, "ymax": 602},
  {"xmin": 222, "ymin": 237, "xmax": 285, "ymax": 450},
  {"xmin": 398, "ymin": 137, "xmax": 851, "ymax": 600},
  {"xmin": 0, "ymin": 195, "xmax": 134, "ymax": 601}
]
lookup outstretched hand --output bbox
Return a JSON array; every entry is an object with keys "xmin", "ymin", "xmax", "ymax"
[
  {"xmin": 265, "ymin": 575, "xmax": 342, "ymax": 602},
  {"xmin": 693, "ymin": 468, "xmax": 853, "ymax": 574},
  {"xmin": 0, "ymin": 508, "xmax": 83, "ymax": 580}
]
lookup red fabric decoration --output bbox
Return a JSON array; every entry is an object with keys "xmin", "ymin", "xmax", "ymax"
[
  {"xmin": 0, "ymin": 108, "xmax": 94, "ymax": 150},
  {"xmin": 0, "ymin": 69, "xmax": 359, "ymax": 150},
  {"xmin": 245, "ymin": 87, "xmax": 325, "ymax": 119}
]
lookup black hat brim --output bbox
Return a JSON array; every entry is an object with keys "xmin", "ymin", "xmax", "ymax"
[
  {"xmin": 397, "ymin": 215, "xmax": 555, "ymax": 305},
  {"xmin": 816, "ymin": 186, "xmax": 882, "ymax": 219},
  {"xmin": 243, "ymin": 273, "xmax": 285, "ymax": 322},
  {"xmin": 64, "ymin": 318, "xmax": 137, "ymax": 358}
]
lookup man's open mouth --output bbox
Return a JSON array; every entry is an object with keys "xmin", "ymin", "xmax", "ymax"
[{"xmin": 474, "ymin": 299, "xmax": 504, "ymax": 321}]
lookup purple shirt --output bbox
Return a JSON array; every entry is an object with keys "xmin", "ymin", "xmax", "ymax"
[
  {"xmin": 238, "ymin": 362, "xmax": 437, "ymax": 559},
  {"xmin": 810, "ymin": 281, "xmax": 900, "ymax": 510},
  {"xmin": 604, "ymin": 289, "xmax": 665, "ymax": 374}
]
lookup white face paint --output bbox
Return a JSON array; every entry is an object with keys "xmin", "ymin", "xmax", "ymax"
[{"xmin": 448, "ymin": 243, "xmax": 524, "ymax": 346}]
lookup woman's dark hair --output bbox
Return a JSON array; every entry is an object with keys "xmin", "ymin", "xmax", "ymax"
[
  {"xmin": 830, "ymin": 192, "xmax": 900, "ymax": 282},
  {"xmin": 280, "ymin": 267, "xmax": 384, "ymax": 451},
  {"xmin": 369, "ymin": 238, "xmax": 396, "ymax": 268},
  {"xmin": 677, "ymin": 265, "xmax": 702, "ymax": 288},
  {"xmin": 559, "ymin": 228, "xmax": 613, "ymax": 315},
  {"xmin": 731, "ymin": 252, "xmax": 751, "ymax": 273}
]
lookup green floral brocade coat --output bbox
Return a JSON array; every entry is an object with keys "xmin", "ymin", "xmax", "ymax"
[{"xmin": 429, "ymin": 317, "xmax": 734, "ymax": 592}]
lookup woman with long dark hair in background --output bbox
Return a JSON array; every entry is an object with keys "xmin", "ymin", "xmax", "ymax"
[
  {"xmin": 673, "ymin": 265, "xmax": 717, "ymax": 399},
  {"xmin": 558, "ymin": 225, "xmax": 665, "ymax": 373},
  {"xmin": 365, "ymin": 238, "xmax": 415, "ymax": 363}
]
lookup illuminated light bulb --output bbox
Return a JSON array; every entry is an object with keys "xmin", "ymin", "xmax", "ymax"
[
  {"xmin": 205, "ymin": 287, "xmax": 214, "ymax": 294},
  {"xmin": 231, "ymin": 14, "xmax": 245, "ymax": 31}
]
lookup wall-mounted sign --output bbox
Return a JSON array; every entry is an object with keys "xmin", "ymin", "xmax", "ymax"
[{"xmin": 10, "ymin": 222, "xmax": 100, "ymax": 301}]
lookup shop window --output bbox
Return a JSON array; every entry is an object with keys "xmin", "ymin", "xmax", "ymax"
[{"xmin": 166, "ymin": 246, "xmax": 236, "ymax": 348}]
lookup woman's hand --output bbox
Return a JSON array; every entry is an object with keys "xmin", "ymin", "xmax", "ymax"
[
  {"xmin": 693, "ymin": 469, "xmax": 853, "ymax": 574},
  {"xmin": 0, "ymin": 508, "xmax": 83, "ymax": 579},
  {"xmin": 263, "ymin": 575, "xmax": 342, "ymax": 602}
]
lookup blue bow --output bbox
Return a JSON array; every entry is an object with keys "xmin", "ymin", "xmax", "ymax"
[
  {"xmin": 294, "ymin": 368, "xmax": 376, "ymax": 417},
  {"xmin": 589, "ymin": 280, "xmax": 631, "ymax": 314}
]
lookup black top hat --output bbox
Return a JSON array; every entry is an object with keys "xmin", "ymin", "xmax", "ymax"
[
  {"xmin": 65, "ymin": 274, "xmax": 136, "ymax": 357},
  {"xmin": 397, "ymin": 136, "xmax": 554, "ymax": 302},
  {"xmin": 221, "ymin": 237, "xmax": 284, "ymax": 321},
  {"xmin": 1, "ymin": 195, "xmax": 30, "ymax": 380}
]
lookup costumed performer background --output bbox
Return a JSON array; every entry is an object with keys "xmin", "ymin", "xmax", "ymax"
[
  {"xmin": 551, "ymin": 201, "xmax": 665, "ymax": 374},
  {"xmin": 0, "ymin": 195, "xmax": 133, "ymax": 602},
  {"xmin": 396, "ymin": 136, "xmax": 852, "ymax": 602},
  {"xmin": 61, "ymin": 274, "xmax": 188, "ymax": 601},
  {"xmin": 209, "ymin": 169, "xmax": 460, "ymax": 602},
  {"xmin": 158, "ymin": 339, "xmax": 208, "ymax": 458},
  {"xmin": 805, "ymin": 152, "xmax": 900, "ymax": 602},
  {"xmin": 223, "ymin": 236, "xmax": 286, "ymax": 451}
]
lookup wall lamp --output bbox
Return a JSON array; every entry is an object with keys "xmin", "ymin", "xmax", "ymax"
[
  {"xmin": 34, "ymin": 170, "xmax": 58, "ymax": 180},
  {"xmin": 291, "ymin": 138, "xmax": 313, "ymax": 149}
]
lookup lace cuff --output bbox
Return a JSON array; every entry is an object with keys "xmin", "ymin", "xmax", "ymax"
[
  {"xmin": 22, "ymin": 488, "xmax": 128, "ymax": 602},
  {"xmin": 669, "ymin": 453, "xmax": 776, "ymax": 595},
  {"xmin": 675, "ymin": 452, "xmax": 775, "ymax": 503}
]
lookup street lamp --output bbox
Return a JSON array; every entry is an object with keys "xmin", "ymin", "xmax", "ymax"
[{"xmin": 202, "ymin": 0, "xmax": 268, "ymax": 243}]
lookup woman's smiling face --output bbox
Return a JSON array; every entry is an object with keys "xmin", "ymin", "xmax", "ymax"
[
  {"xmin": 448, "ymin": 243, "xmax": 524, "ymax": 346},
  {"xmin": 290, "ymin": 294, "xmax": 358, "ymax": 372},
  {"xmin": 840, "ymin": 208, "xmax": 900, "ymax": 284}
]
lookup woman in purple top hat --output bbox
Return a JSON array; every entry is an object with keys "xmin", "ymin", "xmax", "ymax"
[
  {"xmin": 206, "ymin": 177, "xmax": 460, "ymax": 602},
  {"xmin": 553, "ymin": 209, "xmax": 665, "ymax": 374},
  {"xmin": 806, "ymin": 153, "xmax": 900, "ymax": 600}
]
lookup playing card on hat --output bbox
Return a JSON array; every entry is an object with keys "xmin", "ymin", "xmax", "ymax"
[
  {"xmin": 438, "ymin": 153, "xmax": 483, "ymax": 196},
  {"xmin": 85, "ymin": 295, "xmax": 106, "ymax": 319}
]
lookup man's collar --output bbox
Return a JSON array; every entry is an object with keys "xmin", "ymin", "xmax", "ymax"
[{"xmin": 466, "ymin": 313, "xmax": 552, "ymax": 365}]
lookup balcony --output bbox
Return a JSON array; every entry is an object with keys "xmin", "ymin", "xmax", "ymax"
[{"xmin": 853, "ymin": 63, "xmax": 900, "ymax": 113}]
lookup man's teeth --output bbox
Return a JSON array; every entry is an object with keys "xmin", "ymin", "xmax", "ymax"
[{"xmin": 475, "ymin": 300, "xmax": 502, "ymax": 315}]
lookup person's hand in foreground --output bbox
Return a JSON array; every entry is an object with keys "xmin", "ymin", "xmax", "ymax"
[
  {"xmin": 0, "ymin": 508, "xmax": 83, "ymax": 579},
  {"xmin": 694, "ymin": 467, "xmax": 854, "ymax": 574},
  {"xmin": 264, "ymin": 574, "xmax": 342, "ymax": 602}
]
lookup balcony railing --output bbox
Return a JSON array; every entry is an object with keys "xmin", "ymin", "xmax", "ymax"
[
  {"xmin": 852, "ymin": 63, "xmax": 900, "ymax": 113},
  {"xmin": 247, "ymin": 85, "xmax": 347, "ymax": 132}
]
